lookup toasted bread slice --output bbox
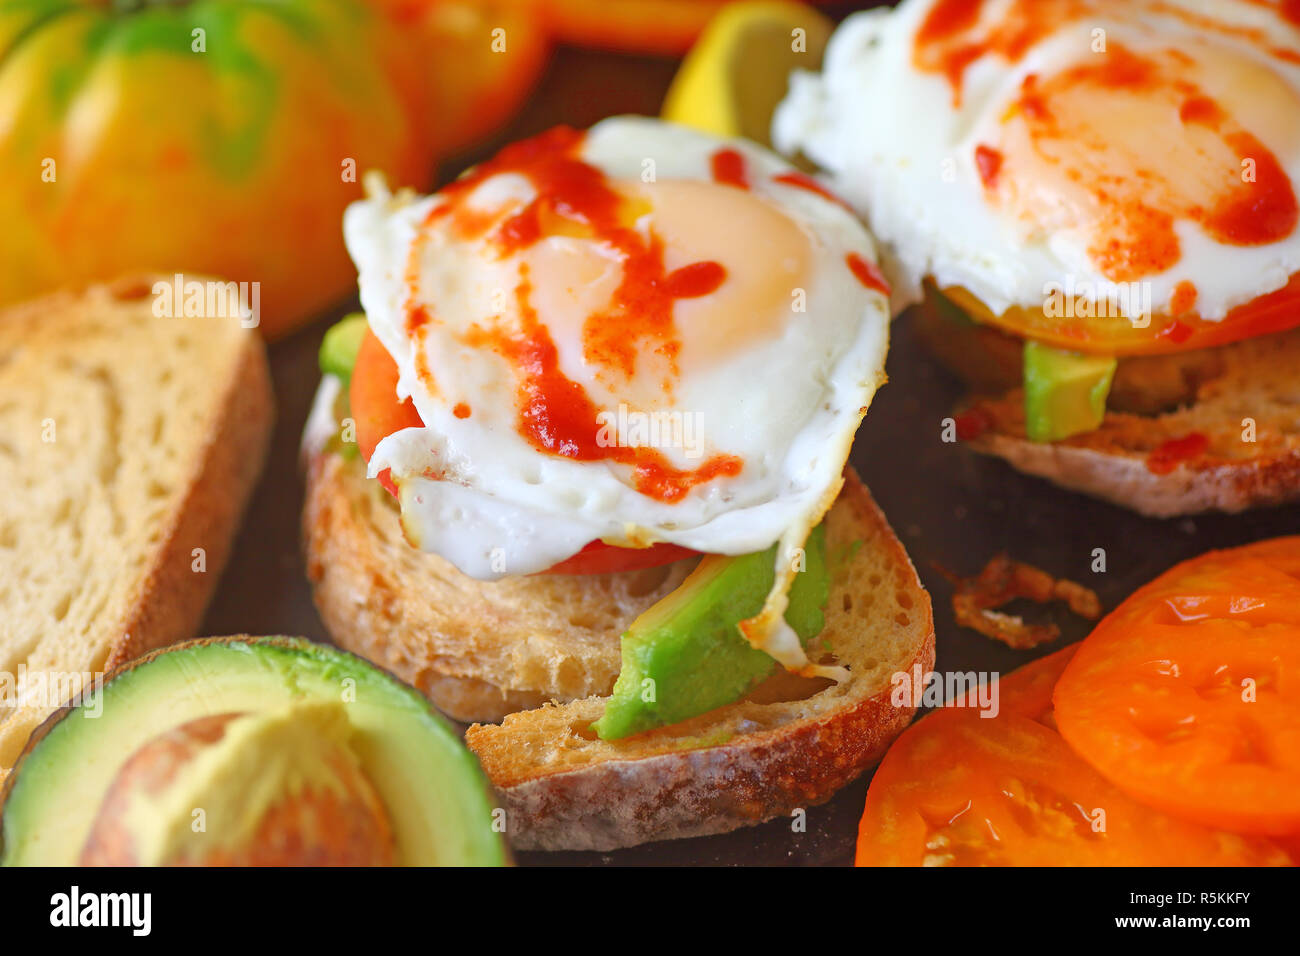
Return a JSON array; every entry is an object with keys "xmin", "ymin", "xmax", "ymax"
[
  {"xmin": 0, "ymin": 277, "xmax": 272, "ymax": 774},
  {"xmin": 303, "ymin": 379, "xmax": 933, "ymax": 850},
  {"xmin": 303, "ymin": 423, "xmax": 693, "ymax": 724},
  {"xmin": 913, "ymin": 299, "xmax": 1229, "ymax": 416},
  {"xmin": 959, "ymin": 329, "xmax": 1300, "ymax": 517},
  {"xmin": 911, "ymin": 297, "xmax": 1300, "ymax": 517},
  {"xmin": 465, "ymin": 471, "xmax": 934, "ymax": 851}
]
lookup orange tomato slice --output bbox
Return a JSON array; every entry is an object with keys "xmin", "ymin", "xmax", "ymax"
[
  {"xmin": 349, "ymin": 328, "xmax": 696, "ymax": 574},
  {"xmin": 856, "ymin": 707, "xmax": 1290, "ymax": 866},
  {"xmin": 1054, "ymin": 538, "xmax": 1300, "ymax": 836},
  {"xmin": 945, "ymin": 271, "xmax": 1300, "ymax": 356},
  {"xmin": 1050, "ymin": 538, "xmax": 1300, "ymax": 837},
  {"xmin": 995, "ymin": 644, "xmax": 1079, "ymax": 726},
  {"xmin": 350, "ymin": 328, "xmax": 426, "ymax": 497}
]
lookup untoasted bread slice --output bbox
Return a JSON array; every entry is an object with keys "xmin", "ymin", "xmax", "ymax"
[
  {"xmin": 465, "ymin": 471, "xmax": 934, "ymax": 851},
  {"xmin": 959, "ymin": 328, "xmax": 1300, "ymax": 517},
  {"xmin": 0, "ymin": 277, "xmax": 272, "ymax": 774},
  {"xmin": 303, "ymin": 423, "xmax": 693, "ymax": 723}
]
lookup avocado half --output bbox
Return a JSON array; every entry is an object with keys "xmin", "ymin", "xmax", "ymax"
[{"xmin": 0, "ymin": 636, "xmax": 506, "ymax": 867}]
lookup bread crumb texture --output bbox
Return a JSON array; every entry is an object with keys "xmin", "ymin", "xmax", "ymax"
[
  {"xmin": 966, "ymin": 328, "xmax": 1300, "ymax": 516},
  {"xmin": 0, "ymin": 277, "xmax": 270, "ymax": 776}
]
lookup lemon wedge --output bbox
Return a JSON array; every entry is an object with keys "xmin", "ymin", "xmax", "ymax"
[{"xmin": 662, "ymin": 1, "xmax": 832, "ymax": 145}]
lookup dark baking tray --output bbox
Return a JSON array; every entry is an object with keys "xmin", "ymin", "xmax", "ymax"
[{"xmin": 199, "ymin": 41, "xmax": 1300, "ymax": 867}]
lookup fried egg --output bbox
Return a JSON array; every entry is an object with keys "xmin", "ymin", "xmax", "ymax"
[
  {"xmin": 774, "ymin": 0, "xmax": 1300, "ymax": 323},
  {"xmin": 343, "ymin": 117, "xmax": 890, "ymax": 674}
]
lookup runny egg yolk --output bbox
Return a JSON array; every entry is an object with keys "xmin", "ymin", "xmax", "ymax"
[
  {"xmin": 403, "ymin": 127, "xmax": 816, "ymax": 503},
  {"xmin": 530, "ymin": 177, "xmax": 813, "ymax": 394}
]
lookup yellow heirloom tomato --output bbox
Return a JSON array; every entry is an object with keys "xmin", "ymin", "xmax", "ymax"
[{"xmin": 0, "ymin": 0, "xmax": 438, "ymax": 338}]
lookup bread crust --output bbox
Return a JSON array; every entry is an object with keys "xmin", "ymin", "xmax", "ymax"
[
  {"xmin": 466, "ymin": 473, "xmax": 936, "ymax": 851},
  {"xmin": 0, "ymin": 277, "xmax": 273, "ymax": 773},
  {"xmin": 970, "ymin": 430, "xmax": 1300, "ymax": 517},
  {"xmin": 104, "ymin": 280, "xmax": 274, "ymax": 669},
  {"xmin": 955, "ymin": 328, "xmax": 1300, "ymax": 517},
  {"xmin": 484, "ymin": 650, "xmax": 929, "ymax": 851}
]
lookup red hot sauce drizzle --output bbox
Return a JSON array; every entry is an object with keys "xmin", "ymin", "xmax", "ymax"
[
  {"xmin": 846, "ymin": 252, "xmax": 892, "ymax": 297},
  {"xmin": 464, "ymin": 267, "xmax": 741, "ymax": 503},
  {"xmin": 973, "ymin": 144, "xmax": 1003, "ymax": 188},
  {"xmin": 710, "ymin": 147, "xmax": 750, "ymax": 189},
  {"xmin": 913, "ymin": 1, "xmax": 1299, "ymax": 285},
  {"xmin": 771, "ymin": 171, "xmax": 853, "ymax": 210},
  {"xmin": 1147, "ymin": 432, "xmax": 1209, "ymax": 475},
  {"xmin": 404, "ymin": 126, "xmax": 743, "ymax": 504}
]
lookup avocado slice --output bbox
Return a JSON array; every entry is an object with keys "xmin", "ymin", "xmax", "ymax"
[
  {"xmin": 318, "ymin": 313, "xmax": 368, "ymax": 382},
  {"xmin": 593, "ymin": 525, "xmax": 829, "ymax": 740},
  {"xmin": 0, "ymin": 637, "xmax": 506, "ymax": 866},
  {"xmin": 1023, "ymin": 340, "xmax": 1117, "ymax": 443}
]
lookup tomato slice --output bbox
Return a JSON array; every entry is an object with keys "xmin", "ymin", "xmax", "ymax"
[
  {"xmin": 942, "ymin": 271, "xmax": 1300, "ymax": 356},
  {"xmin": 350, "ymin": 328, "xmax": 425, "ymax": 497},
  {"xmin": 348, "ymin": 328, "xmax": 697, "ymax": 574},
  {"xmin": 859, "ymin": 646, "xmax": 1294, "ymax": 865},
  {"xmin": 541, "ymin": 539, "xmax": 698, "ymax": 575},
  {"xmin": 855, "ymin": 706, "xmax": 1291, "ymax": 866},
  {"xmin": 995, "ymin": 644, "xmax": 1078, "ymax": 726},
  {"xmin": 1054, "ymin": 537, "xmax": 1300, "ymax": 836}
]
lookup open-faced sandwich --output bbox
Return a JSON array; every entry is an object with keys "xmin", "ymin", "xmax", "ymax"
[
  {"xmin": 775, "ymin": 0, "xmax": 1300, "ymax": 516},
  {"xmin": 301, "ymin": 116, "xmax": 935, "ymax": 851}
]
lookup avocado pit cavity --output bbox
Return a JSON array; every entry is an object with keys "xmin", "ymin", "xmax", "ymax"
[{"xmin": 80, "ymin": 701, "xmax": 396, "ymax": 866}]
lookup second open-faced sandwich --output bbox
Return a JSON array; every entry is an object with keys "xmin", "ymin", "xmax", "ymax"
[
  {"xmin": 301, "ymin": 116, "xmax": 934, "ymax": 851},
  {"xmin": 775, "ymin": 0, "xmax": 1300, "ymax": 516}
]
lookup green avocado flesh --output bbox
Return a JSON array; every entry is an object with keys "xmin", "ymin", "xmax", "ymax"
[
  {"xmin": 594, "ymin": 525, "xmax": 829, "ymax": 740},
  {"xmin": 1023, "ymin": 341, "xmax": 1117, "ymax": 443},
  {"xmin": 318, "ymin": 313, "xmax": 367, "ymax": 382},
  {"xmin": 0, "ymin": 637, "xmax": 505, "ymax": 867}
]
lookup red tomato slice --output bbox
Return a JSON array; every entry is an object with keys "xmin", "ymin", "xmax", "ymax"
[
  {"xmin": 948, "ymin": 271, "xmax": 1300, "ymax": 356},
  {"xmin": 855, "ymin": 708, "xmax": 1290, "ymax": 866},
  {"xmin": 1054, "ymin": 538, "xmax": 1300, "ymax": 836},
  {"xmin": 541, "ymin": 539, "xmax": 698, "ymax": 575},
  {"xmin": 348, "ymin": 328, "xmax": 697, "ymax": 575}
]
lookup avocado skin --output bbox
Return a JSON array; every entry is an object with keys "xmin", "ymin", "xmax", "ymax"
[
  {"xmin": 318, "ymin": 313, "xmax": 368, "ymax": 382},
  {"xmin": 594, "ymin": 525, "xmax": 829, "ymax": 740},
  {"xmin": 1023, "ymin": 340, "xmax": 1117, "ymax": 442}
]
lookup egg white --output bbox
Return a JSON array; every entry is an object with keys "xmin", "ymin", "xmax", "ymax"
[{"xmin": 773, "ymin": 0, "xmax": 1300, "ymax": 322}]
